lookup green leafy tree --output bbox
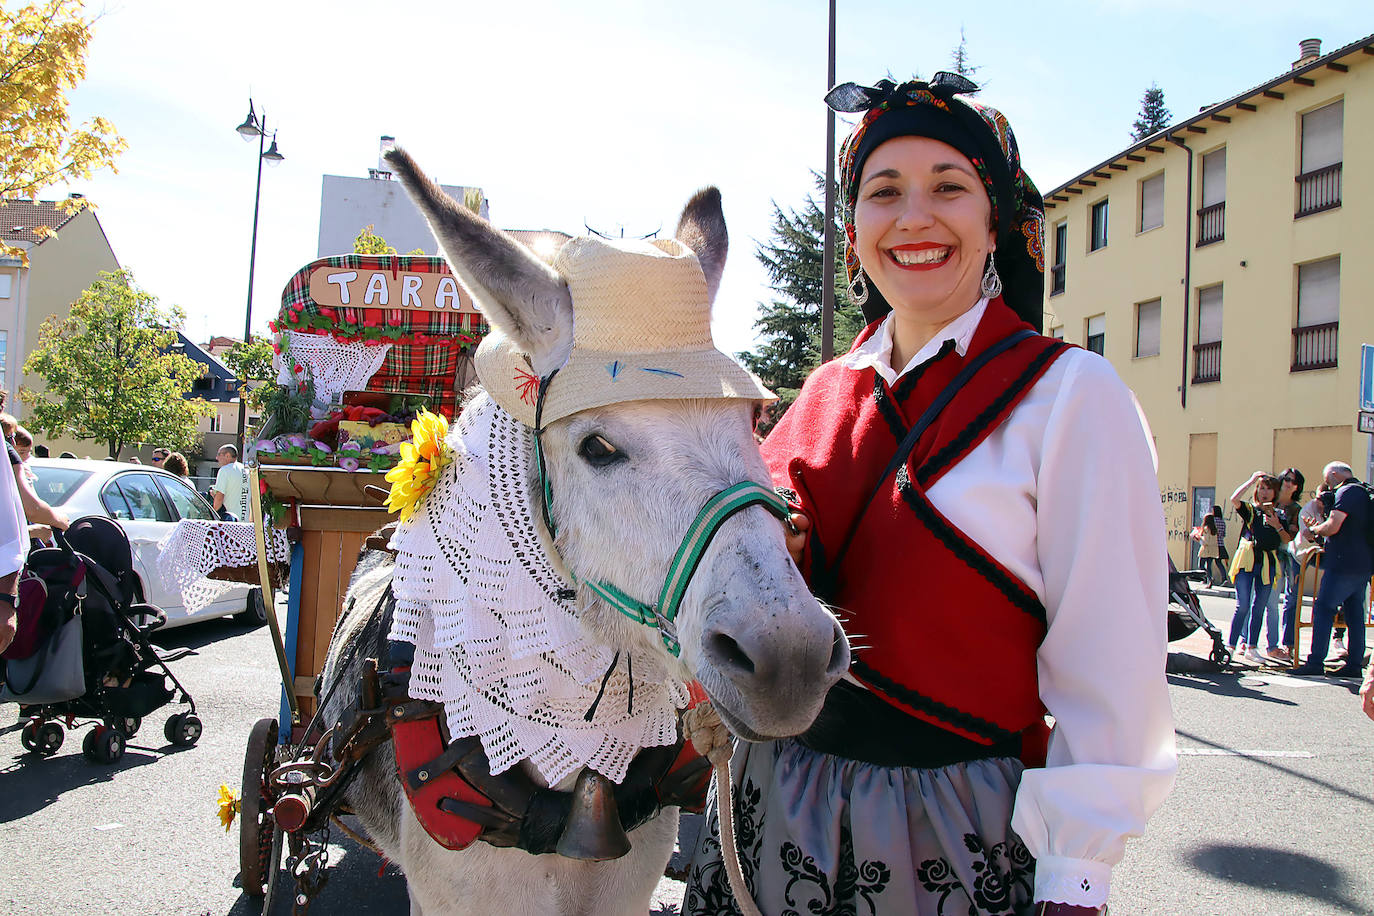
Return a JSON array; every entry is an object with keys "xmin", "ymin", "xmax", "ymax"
[
  {"xmin": 738, "ymin": 175, "xmax": 864, "ymax": 432},
  {"xmin": 0, "ymin": 0, "xmax": 127, "ymax": 260},
  {"xmin": 20, "ymin": 269, "xmax": 213, "ymax": 457},
  {"xmin": 223, "ymin": 336, "xmax": 274, "ymax": 412},
  {"xmin": 1131, "ymin": 83, "xmax": 1172, "ymax": 141},
  {"xmin": 353, "ymin": 224, "xmax": 424, "ymax": 256}
]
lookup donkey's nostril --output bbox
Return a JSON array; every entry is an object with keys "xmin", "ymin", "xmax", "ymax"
[
  {"xmin": 826, "ymin": 621, "xmax": 850, "ymax": 676},
  {"xmin": 705, "ymin": 630, "xmax": 756, "ymax": 676}
]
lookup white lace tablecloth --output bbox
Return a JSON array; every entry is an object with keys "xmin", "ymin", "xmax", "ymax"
[{"xmin": 157, "ymin": 521, "xmax": 290, "ymax": 613}]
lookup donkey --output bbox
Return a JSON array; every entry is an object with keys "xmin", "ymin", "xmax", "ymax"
[{"xmin": 318, "ymin": 149, "xmax": 849, "ymax": 916}]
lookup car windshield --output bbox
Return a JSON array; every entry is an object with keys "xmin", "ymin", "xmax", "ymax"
[{"xmin": 30, "ymin": 467, "xmax": 93, "ymax": 507}]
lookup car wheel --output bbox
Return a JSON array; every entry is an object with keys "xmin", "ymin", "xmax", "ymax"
[{"xmin": 235, "ymin": 588, "xmax": 268, "ymax": 627}]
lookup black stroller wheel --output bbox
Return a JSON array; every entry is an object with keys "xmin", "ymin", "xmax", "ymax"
[
  {"xmin": 119, "ymin": 716, "xmax": 142, "ymax": 738},
  {"xmin": 36, "ymin": 722, "xmax": 64, "ymax": 755},
  {"xmin": 95, "ymin": 727, "xmax": 125, "ymax": 764},
  {"xmin": 20, "ymin": 720, "xmax": 40, "ymax": 752},
  {"xmin": 167, "ymin": 713, "xmax": 202, "ymax": 747}
]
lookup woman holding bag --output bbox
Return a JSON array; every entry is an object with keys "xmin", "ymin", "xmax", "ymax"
[{"xmin": 687, "ymin": 73, "xmax": 1175, "ymax": 916}]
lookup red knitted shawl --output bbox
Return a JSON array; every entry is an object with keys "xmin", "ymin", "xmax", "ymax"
[{"xmin": 764, "ymin": 299, "xmax": 1069, "ymax": 745}]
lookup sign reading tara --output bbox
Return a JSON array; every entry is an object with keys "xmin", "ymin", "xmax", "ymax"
[
  {"xmin": 308, "ymin": 266, "xmax": 477, "ymax": 314},
  {"xmin": 1361, "ymin": 344, "xmax": 1374, "ymax": 412}
]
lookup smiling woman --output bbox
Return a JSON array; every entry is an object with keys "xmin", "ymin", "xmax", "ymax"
[{"xmin": 686, "ymin": 73, "xmax": 1177, "ymax": 916}]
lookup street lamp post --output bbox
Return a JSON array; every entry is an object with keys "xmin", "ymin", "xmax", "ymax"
[{"xmin": 233, "ymin": 98, "xmax": 285, "ymax": 454}]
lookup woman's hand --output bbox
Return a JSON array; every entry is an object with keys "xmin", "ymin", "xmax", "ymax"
[{"xmin": 785, "ymin": 512, "xmax": 810, "ymax": 566}]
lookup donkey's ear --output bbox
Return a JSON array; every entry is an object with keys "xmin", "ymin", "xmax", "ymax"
[
  {"xmin": 386, "ymin": 148, "xmax": 573, "ymax": 374},
  {"xmin": 674, "ymin": 187, "xmax": 727, "ymax": 304}
]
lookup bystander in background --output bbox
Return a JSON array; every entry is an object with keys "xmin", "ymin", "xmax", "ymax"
[{"xmin": 1292, "ymin": 462, "xmax": 1370, "ymax": 677}]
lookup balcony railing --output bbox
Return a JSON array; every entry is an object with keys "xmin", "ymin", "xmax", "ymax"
[
  {"xmin": 1295, "ymin": 162, "xmax": 1342, "ymax": 218},
  {"xmin": 1292, "ymin": 321, "xmax": 1338, "ymax": 371},
  {"xmin": 1192, "ymin": 340, "xmax": 1222, "ymax": 383},
  {"xmin": 1051, "ymin": 263, "xmax": 1065, "ymax": 296},
  {"xmin": 1196, "ymin": 202, "xmax": 1225, "ymax": 246}
]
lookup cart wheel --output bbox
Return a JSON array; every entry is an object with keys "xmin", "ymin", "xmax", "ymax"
[
  {"xmin": 82, "ymin": 727, "xmax": 100, "ymax": 760},
  {"xmin": 169, "ymin": 713, "xmax": 202, "ymax": 747},
  {"xmin": 259, "ymin": 824, "xmax": 285, "ymax": 914},
  {"xmin": 20, "ymin": 720, "xmax": 40, "ymax": 752},
  {"xmin": 94, "ymin": 727, "xmax": 125, "ymax": 764},
  {"xmin": 36, "ymin": 722, "xmax": 64, "ymax": 755},
  {"xmin": 240, "ymin": 717, "xmax": 280, "ymax": 897},
  {"xmin": 118, "ymin": 716, "xmax": 141, "ymax": 738},
  {"xmin": 1211, "ymin": 645, "xmax": 1231, "ymax": 666}
]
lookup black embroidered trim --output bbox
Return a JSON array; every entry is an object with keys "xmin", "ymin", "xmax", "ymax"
[
  {"xmin": 872, "ymin": 372, "xmax": 907, "ymax": 442},
  {"xmin": 896, "ymin": 464, "xmax": 1048, "ymax": 624},
  {"xmin": 916, "ymin": 341, "xmax": 1069, "ymax": 489},
  {"xmin": 894, "ymin": 337, "xmax": 957, "ymax": 402},
  {"xmin": 851, "ymin": 657, "xmax": 1019, "ymax": 744}
]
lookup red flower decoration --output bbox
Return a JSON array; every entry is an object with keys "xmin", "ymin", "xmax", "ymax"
[{"xmin": 319, "ymin": 307, "xmax": 337, "ymax": 320}]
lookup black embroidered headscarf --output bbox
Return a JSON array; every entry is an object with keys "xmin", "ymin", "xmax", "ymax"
[{"xmin": 827, "ymin": 73, "xmax": 1046, "ymax": 331}]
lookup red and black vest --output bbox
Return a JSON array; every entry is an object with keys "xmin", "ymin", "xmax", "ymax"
[{"xmin": 764, "ymin": 299, "xmax": 1070, "ymax": 749}]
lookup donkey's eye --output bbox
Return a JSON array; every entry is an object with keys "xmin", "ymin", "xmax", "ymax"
[{"xmin": 577, "ymin": 434, "xmax": 623, "ymax": 468}]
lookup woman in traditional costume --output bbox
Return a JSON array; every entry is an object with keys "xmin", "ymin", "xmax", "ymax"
[{"xmin": 686, "ymin": 74, "xmax": 1176, "ymax": 916}]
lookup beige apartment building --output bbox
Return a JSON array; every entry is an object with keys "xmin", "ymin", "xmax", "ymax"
[
  {"xmin": 1042, "ymin": 34, "xmax": 1373, "ymax": 567},
  {"xmin": 0, "ymin": 200, "xmax": 120, "ymax": 448}
]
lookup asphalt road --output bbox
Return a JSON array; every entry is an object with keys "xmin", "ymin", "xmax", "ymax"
[{"xmin": 2, "ymin": 594, "xmax": 1371, "ymax": 916}]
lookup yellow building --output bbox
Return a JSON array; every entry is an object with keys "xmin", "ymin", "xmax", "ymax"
[
  {"xmin": 0, "ymin": 199, "xmax": 120, "ymax": 454},
  {"xmin": 1042, "ymin": 34, "xmax": 1374, "ymax": 567}
]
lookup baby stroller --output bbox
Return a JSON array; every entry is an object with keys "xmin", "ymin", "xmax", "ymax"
[
  {"xmin": 1167, "ymin": 556, "xmax": 1231, "ymax": 666},
  {"xmin": 2, "ymin": 516, "xmax": 202, "ymax": 763}
]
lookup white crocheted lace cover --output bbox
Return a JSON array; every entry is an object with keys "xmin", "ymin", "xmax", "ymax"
[
  {"xmin": 388, "ymin": 391, "xmax": 687, "ymax": 785},
  {"xmin": 275, "ymin": 331, "xmax": 391, "ymax": 403},
  {"xmin": 156, "ymin": 521, "xmax": 289, "ymax": 613}
]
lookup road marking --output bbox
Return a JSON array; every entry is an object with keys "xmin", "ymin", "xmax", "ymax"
[
  {"xmin": 94, "ymin": 823, "xmax": 124, "ymax": 830},
  {"xmin": 1177, "ymin": 749, "xmax": 1314, "ymax": 758}
]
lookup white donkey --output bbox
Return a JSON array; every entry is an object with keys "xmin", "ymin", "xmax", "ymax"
[{"xmin": 316, "ymin": 149, "xmax": 849, "ymax": 916}]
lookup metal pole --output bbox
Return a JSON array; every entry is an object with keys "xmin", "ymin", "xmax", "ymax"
[
  {"xmin": 820, "ymin": 0, "xmax": 837, "ymax": 363},
  {"xmin": 237, "ymin": 119, "xmax": 266, "ymax": 454}
]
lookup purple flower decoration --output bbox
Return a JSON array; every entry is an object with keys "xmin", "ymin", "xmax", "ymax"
[
  {"xmin": 339, "ymin": 456, "xmax": 360, "ymax": 472},
  {"xmin": 339, "ymin": 441, "xmax": 362, "ymax": 453},
  {"xmin": 255, "ymin": 439, "xmax": 278, "ymax": 452},
  {"xmin": 287, "ymin": 433, "xmax": 310, "ymax": 449},
  {"xmin": 312, "ymin": 441, "xmax": 332, "ymax": 453}
]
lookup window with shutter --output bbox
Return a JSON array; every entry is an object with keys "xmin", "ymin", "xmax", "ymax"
[
  {"xmin": 1139, "ymin": 174, "xmax": 1164, "ymax": 233},
  {"xmin": 1086, "ymin": 314, "xmax": 1105, "ymax": 355},
  {"xmin": 1090, "ymin": 200, "xmax": 1109, "ymax": 251},
  {"xmin": 1193, "ymin": 286, "xmax": 1223, "ymax": 383},
  {"xmin": 1301, "ymin": 101, "xmax": 1343, "ymax": 173},
  {"xmin": 1297, "ymin": 101, "xmax": 1342, "ymax": 217},
  {"xmin": 1135, "ymin": 299, "xmax": 1161, "ymax": 358},
  {"xmin": 1051, "ymin": 221, "xmax": 1067, "ymax": 295},
  {"xmin": 1197, "ymin": 149, "xmax": 1226, "ymax": 245},
  {"xmin": 1293, "ymin": 257, "xmax": 1339, "ymax": 370}
]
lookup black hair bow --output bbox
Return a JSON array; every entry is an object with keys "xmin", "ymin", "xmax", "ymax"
[{"xmin": 823, "ymin": 71, "xmax": 980, "ymax": 113}]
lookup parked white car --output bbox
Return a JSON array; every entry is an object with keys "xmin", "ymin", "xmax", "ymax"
[{"xmin": 27, "ymin": 458, "xmax": 264, "ymax": 629}]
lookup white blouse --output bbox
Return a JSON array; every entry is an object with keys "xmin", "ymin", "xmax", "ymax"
[{"xmin": 843, "ymin": 303, "xmax": 1177, "ymax": 909}]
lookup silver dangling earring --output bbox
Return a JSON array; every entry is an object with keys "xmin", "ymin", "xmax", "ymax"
[
  {"xmin": 980, "ymin": 255, "xmax": 1002, "ymax": 299},
  {"xmin": 848, "ymin": 267, "xmax": 870, "ymax": 306}
]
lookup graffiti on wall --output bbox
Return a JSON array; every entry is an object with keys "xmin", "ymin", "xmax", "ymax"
[{"xmin": 1161, "ymin": 485, "xmax": 1191, "ymax": 543}]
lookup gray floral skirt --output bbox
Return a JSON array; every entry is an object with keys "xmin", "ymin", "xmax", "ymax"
[{"xmin": 684, "ymin": 738, "xmax": 1035, "ymax": 916}]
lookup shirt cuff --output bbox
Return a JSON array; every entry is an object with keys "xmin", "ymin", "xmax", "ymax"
[{"xmin": 1034, "ymin": 856, "xmax": 1111, "ymax": 908}]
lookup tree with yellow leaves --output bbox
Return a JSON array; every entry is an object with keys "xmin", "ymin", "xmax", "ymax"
[{"xmin": 1, "ymin": 0, "xmax": 126, "ymax": 258}]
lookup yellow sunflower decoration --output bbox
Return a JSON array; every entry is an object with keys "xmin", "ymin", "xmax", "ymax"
[
  {"xmin": 385, "ymin": 409, "xmax": 452, "ymax": 522},
  {"xmin": 217, "ymin": 783, "xmax": 240, "ymax": 831}
]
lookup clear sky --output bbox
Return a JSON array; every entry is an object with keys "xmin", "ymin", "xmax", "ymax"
[{"xmin": 54, "ymin": 0, "xmax": 1368, "ymax": 356}]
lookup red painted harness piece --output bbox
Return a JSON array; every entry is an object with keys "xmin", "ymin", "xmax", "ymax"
[{"xmin": 391, "ymin": 715, "xmax": 492, "ymax": 850}]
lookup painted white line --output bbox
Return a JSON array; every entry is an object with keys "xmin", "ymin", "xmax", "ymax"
[
  {"xmin": 1177, "ymin": 749, "xmax": 1315, "ymax": 758},
  {"xmin": 93, "ymin": 823, "xmax": 124, "ymax": 830}
]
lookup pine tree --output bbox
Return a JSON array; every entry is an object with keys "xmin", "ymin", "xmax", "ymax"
[
  {"xmin": 738, "ymin": 175, "xmax": 864, "ymax": 431},
  {"xmin": 1132, "ymin": 83, "xmax": 1172, "ymax": 141},
  {"xmin": 950, "ymin": 27, "xmax": 981, "ymax": 91}
]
